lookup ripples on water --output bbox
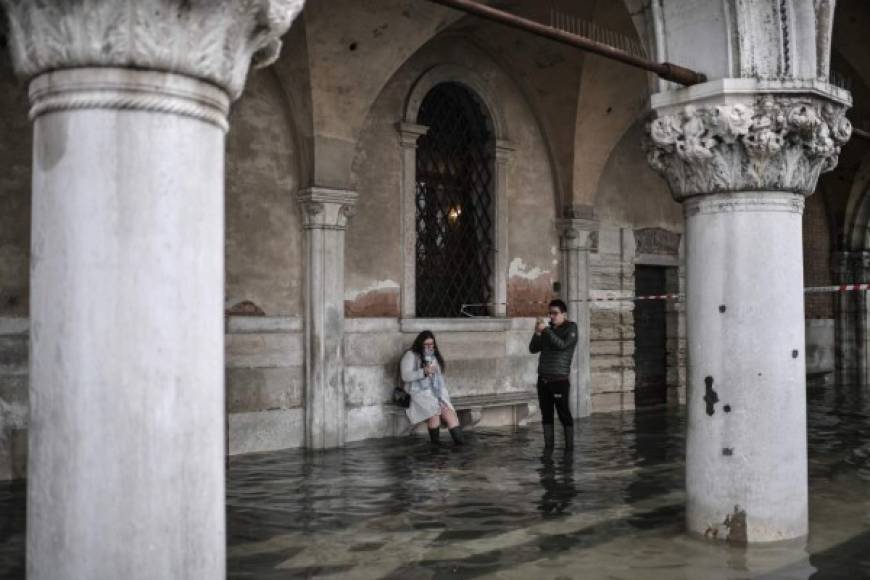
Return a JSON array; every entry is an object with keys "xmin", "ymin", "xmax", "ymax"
[{"xmin": 2, "ymin": 387, "xmax": 870, "ymax": 579}]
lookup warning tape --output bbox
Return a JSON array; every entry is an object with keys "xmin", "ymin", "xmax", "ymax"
[
  {"xmin": 804, "ymin": 283, "xmax": 870, "ymax": 294},
  {"xmin": 459, "ymin": 284, "xmax": 870, "ymax": 317}
]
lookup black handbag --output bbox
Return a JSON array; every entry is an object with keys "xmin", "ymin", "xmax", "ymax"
[{"xmin": 393, "ymin": 386, "xmax": 411, "ymax": 408}]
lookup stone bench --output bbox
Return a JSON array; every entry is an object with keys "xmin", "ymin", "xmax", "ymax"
[{"xmin": 387, "ymin": 390, "xmax": 538, "ymax": 435}]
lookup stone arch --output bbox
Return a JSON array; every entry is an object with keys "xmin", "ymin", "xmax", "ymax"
[
  {"xmin": 345, "ymin": 33, "xmax": 561, "ymax": 320},
  {"xmin": 403, "ymin": 63, "xmax": 509, "ymax": 142},
  {"xmin": 842, "ymin": 152, "xmax": 870, "ymax": 251},
  {"xmin": 400, "ymin": 63, "xmax": 512, "ymax": 318}
]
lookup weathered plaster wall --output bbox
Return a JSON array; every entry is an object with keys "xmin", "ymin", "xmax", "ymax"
[
  {"xmin": 572, "ymin": 1, "xmax": 650, "ymax": 208},
  {"xmin": 225, "ymin": 68, "xmax": 303, "ymax": 317},
  {"xmin": 595, "ymin": 121, "xmax": 682, "ymax": 228},
  {"xmin": 302, "ymin": 0, "xmax": 461, "ymax": 188},
  {"xmin": 0, "ymin": 51, "xmax": 31, "ymax": 317},
  {"xmin": 343, "ymin": 318, "xmax": 541, "ymax": 443},
  {"xmin": 347, "ymin": 35, "xmax": 560, "ymax": 318}
]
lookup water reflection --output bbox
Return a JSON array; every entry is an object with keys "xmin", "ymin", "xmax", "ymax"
[
  {"xmin": 537, "ymin": 450, "xmax": 578, "ymax": 517},
  {"xmin": 0, "ymin": 386, "xmax": 869, "ymax": 578}
]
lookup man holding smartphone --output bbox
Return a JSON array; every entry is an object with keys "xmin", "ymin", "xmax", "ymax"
[{"xmin": 529, "ymin": 299, "xmax": 578, "ymax": 450}]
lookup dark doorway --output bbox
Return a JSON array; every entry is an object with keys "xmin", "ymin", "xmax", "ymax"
[{"xmin": 634, "ymin": 266, "xmax": 668, "ymax": 407}]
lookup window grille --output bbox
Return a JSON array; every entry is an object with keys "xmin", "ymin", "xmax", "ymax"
[{"xmin": 415, "ymin": 82, "xmax": 494, "ymax": 318}]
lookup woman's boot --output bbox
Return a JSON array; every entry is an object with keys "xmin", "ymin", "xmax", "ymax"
[
  {"xmin": 563, "ymin": 424, "xmax": 574, "ymax": 449},
  {"xmin": 543, "ymin": 424, "xmax": 555, "ymax": 449},
  {"xmin": 428, "ymin": 427, "xmax": 440, "ymax": 445},
  {"xmin": 449, "ymin": 426, "xmax": 465, "ymax": 446}
]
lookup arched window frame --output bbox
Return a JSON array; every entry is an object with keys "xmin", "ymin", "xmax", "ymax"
[{"xmin": 397, "ymin": 64, "xmax": 513, "ymax": 321}]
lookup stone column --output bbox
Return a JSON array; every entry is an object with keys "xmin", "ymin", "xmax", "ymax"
[
  {"xmin": 397, "ymin": 123, "xmax": 428, "ymax": 318},
  {"xmin": 557, "ymin": 217, "xmax": 597, "ymax": 419},
  {"xmin": 0, "ymin": 1, "xmax": 302, "ymax": 578},
  {"xmin": 491, "ymin": 140, "xmax": 514, "ymax": 317},
  {"xmin": 298, "ymin": 187, "xmax": 357, "ymax": 449},
  {"xmin": 647, "ymin": 80, "xmax": 851, "ymax": 543},
  {"xmin": 833, "ymin": 251, "xmax": 870, "ymax": 386}
]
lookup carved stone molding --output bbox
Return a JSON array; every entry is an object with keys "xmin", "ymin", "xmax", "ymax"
[
  {"xmin": 0, "ymin": 0, "xmax": 304, "ymax": 100},
  {"xmin": 683, "ymin": 191, "xmax": 805, "ymax": 217},
  {"xmin": 647, "ymin": 92, "xmax": 851, "ymax": 199},
  {"xmin": 297, "ymin": 187, "xmax": 358, "ymax": 230},
  {"xmin": 635, "ymin": 227, "xmax": 681, "ymax": 256},
  {"xmin": 396, "ymin": 122, "xmax": 429, "ymax": 149},
  {"xmin": 28, "ymin": 67, "xmax": 232, "ymax": 130},
  {"xmin": 556, "ymin": 218, "xmax": 598, "ymax": 252}
]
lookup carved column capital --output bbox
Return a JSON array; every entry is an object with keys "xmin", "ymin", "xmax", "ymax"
[
  {"xmin": 0, "ymin": 0, "xmax": 304, "ymax": 100},
  {"xmin": 297, "ymin": 187, "xmax": 358, "ymax": 230},
  {"xmin": 396, "ymin": 122, "xmax": 429, "ymax": 149},
  {"xmin": 646, "ymin": 79, "xmax": 852, "ymax": 200},
  {"xmin": 556, "ymin": 218, "xmax": 597, "ymax": 251}
]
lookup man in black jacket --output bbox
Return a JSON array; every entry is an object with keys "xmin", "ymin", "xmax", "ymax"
[{"xmin": 529, "ymin": 299, "xmax": 578, "ymax": 449}]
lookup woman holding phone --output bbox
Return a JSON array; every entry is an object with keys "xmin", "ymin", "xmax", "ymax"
[{"xmin": 399, "ymin": 330, "xmax": 464, "ymax": 446}]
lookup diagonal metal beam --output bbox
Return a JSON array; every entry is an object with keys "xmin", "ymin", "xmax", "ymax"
[{"xmin": 426, "ymin": 0, "xmax": 707, "ymax": 86}]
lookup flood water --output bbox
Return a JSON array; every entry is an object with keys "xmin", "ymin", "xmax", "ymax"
[{"xmin": 2, "ymin": 385, "xmax": 870, "ymax": 579}]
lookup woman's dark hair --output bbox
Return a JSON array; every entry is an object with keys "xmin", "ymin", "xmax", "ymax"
[
  {"xmin": 411, "ymin": 330, "xmax": 445, "ymax": 370},
  {"xmin": 549, "ymin": 299, "xmax": 568, "ymax": 313}
]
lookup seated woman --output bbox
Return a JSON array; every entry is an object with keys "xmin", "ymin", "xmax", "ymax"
[{"xmin": 400, "ymin": 330, "xmax": 464, "ymax": 446}]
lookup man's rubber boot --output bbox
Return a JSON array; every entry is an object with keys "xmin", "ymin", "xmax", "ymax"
[
  {"xmin": 428, "ymin": 427, "xmax": 440, "ymax": 445},
  {"xmin": 449, "ymin": 426, "xmax": 465, "ymax": 446},
  {"xmin": 543, "ymin": 424, "xmax": 555, "ymax": 449},
  {"xmin": 563, "ymin": 424, "xmax": 574, "ymax": 449}
]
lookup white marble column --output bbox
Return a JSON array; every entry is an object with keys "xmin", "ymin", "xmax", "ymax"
[
  {"xmin": 298, "ymin": 187, "xmax": 357, "ymax": 449},
  {"xmin": 648, "ymin": 80, "xmax": 851, "ymax": 543},
  {"xmin": 0, "ymin": 1, "xmax": 302, "ymax": 578},
  {"xmin": 557, "ymin": 217, "xmax": 597, "ymax": 419}
]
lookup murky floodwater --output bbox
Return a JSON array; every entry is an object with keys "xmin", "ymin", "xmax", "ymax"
[{"xmin": 2, "ymin": 386, "xmax": 870, "ymax": 579}]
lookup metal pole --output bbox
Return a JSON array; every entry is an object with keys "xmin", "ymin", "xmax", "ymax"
[{"xmin": 426, "ymin": 0, "xmax": 707, "ymax": 86}]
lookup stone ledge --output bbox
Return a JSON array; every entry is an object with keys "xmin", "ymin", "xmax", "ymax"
[
  {"xmin": 650, "ymin": 78, "xmax": 852, "ymax": 111},
  {"xmin": 400, "ymin": 318, "xmax": 513, "ymax": 333},
  {"xmin": 385, "ymin": 390, "xmax": 537, "ymax": 413},
  {"xmin": 225, "ymin": 316, "xmax": 302, "ymax": 334}
]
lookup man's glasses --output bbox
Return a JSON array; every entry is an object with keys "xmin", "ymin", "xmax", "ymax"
[{"xmin": 548, "ymin": 311, "xmax": 561, "ymax": 316}]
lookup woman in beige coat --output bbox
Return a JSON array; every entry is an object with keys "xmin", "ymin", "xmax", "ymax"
[{"xmin": 400, "ymin": 330, "xmax": 464, "ymax": 445}]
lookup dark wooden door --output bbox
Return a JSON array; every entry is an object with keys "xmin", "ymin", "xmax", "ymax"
[{"xmin": 634, "ymin": 266, "xmax": 667, "ymax": 406}]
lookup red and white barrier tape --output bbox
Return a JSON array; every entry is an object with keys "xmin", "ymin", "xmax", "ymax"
[
  {"xmin": 804, "ymin": 283, "xmax": 870, "ymax": 294},
  {"xmin": 459, "ymin": 284, "xmax": 870, "ymax": 317}
]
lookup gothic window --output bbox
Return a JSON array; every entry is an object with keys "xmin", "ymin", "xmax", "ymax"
[{"xmin": 415, "ymin": 82, "xmax": 494, "ymax": 318}]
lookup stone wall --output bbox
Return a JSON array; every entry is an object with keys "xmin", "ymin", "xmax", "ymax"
[
  {"xmin": 0, "ymin": 49, "xmax": 31, "ymax": 317},
  {"xmin": 225, "ymin": 316, "xmax": 541, "ymax": 454},
  {"xmin": 0, "ymin": 49, "xmax": 32, "ymax": 481},
  {"xmin": 344, "ymin": 318, "xmax": 540, "ymax": 443},
  {"xmin": 225, "ymin": 317, "xmax": 304, "ymax": 454},
  {"xmin": 0, "ymin": 318, "xmax": 27, "ymax": 480},
  {"xmin": 803, "ymin": 192, "xmax": 834, "ymax": 319},
  {"xmin": 589, "ymin": 228, "xmax": 637, "ymax": 412},
  {"xmin": 588, "ymin": 226, "xmax": 687, "ymax": 412}
]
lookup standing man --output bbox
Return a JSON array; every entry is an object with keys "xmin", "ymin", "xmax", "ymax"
[{"xmin": 529, "ymin": 299, "xmax": 578, "ymax": 449}]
